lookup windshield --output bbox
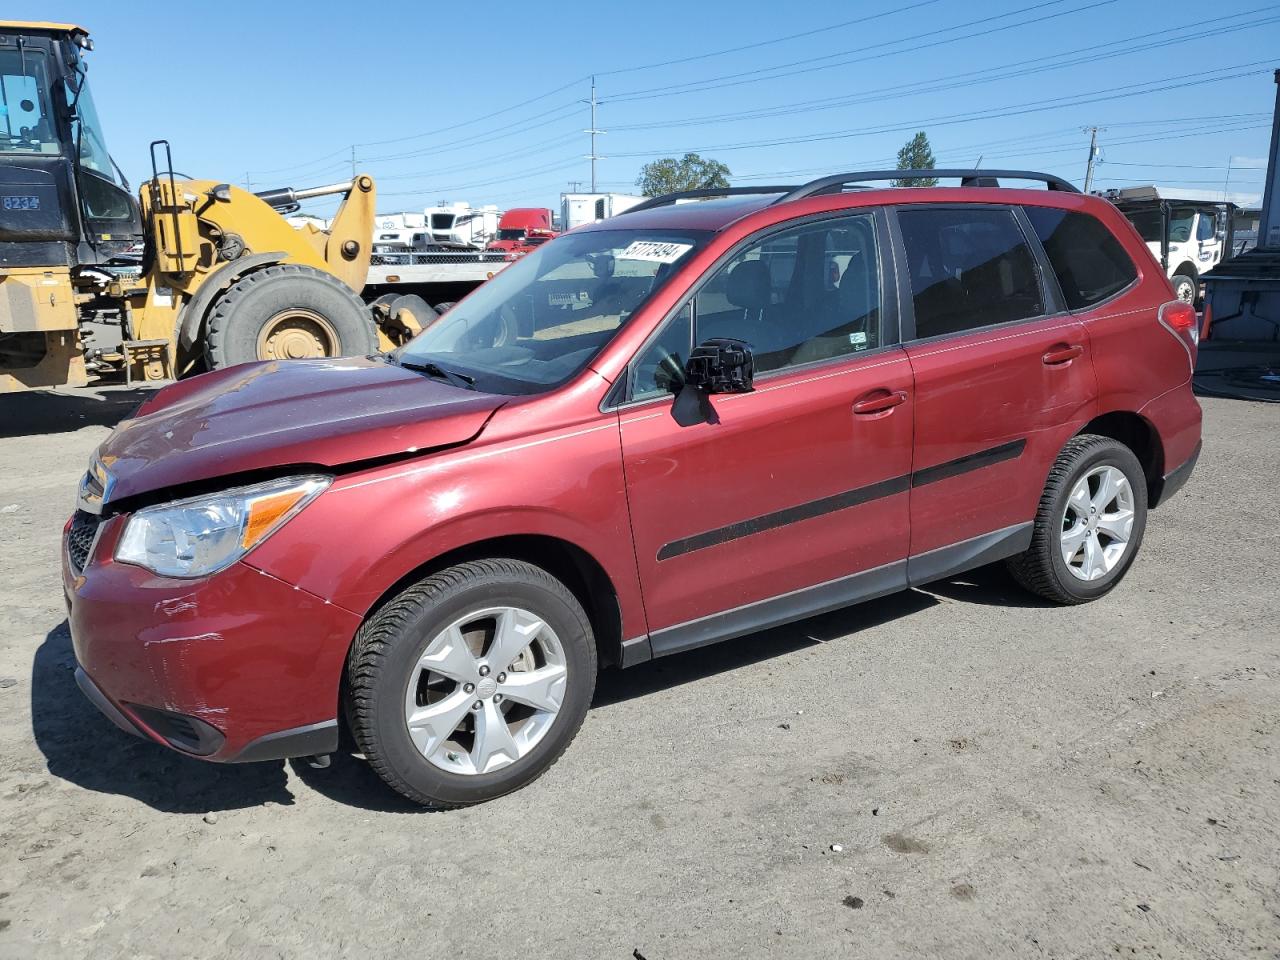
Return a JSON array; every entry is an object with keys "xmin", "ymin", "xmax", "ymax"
[
  {"xmin": 498, "ymin": 228, "xmax": 525, "ymax": 240},
  {"xmin": 68, "ymin": 72, "xmax": 121, "ymax": 185},
  {"xmin": 431, "ymin": 213, "xmax": 456, "ymax": 230},
  {"xmin": 1127, "ymin": 207, "xmax": 1195, "ymax": 244},
  {"xmin": 396, "ymin": 228, "xmax": 708, "ymax": 395},
  {"xmin": 0, "ymin": 49, "xmax": 57, "ymax": 154}
]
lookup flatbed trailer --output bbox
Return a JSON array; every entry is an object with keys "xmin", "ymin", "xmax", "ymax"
[{"xmin": 363, "ymin": 250, "xmax": 514, "ymax": 308}]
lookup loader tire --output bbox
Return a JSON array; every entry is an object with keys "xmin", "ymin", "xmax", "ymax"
[{"xmin": 204, "ymin": 263, "xmax": 377, "ymax": 370}]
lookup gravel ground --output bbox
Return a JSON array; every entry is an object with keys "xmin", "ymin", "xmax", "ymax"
[{"xmin": 0, "ymin": 387, "xmax": 1276, "ymax": 960}]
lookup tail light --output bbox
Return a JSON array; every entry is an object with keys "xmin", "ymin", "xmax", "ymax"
[{"xmin": 1158, "ymin": 300, "xmax": 1199, "ymax": 371}]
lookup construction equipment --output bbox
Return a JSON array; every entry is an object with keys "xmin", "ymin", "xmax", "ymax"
[{"xmin": 0, "ymin": 21, "xmax": 416, "ymax": 393}]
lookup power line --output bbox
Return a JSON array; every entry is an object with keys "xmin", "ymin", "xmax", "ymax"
[
  {"xmin": 605, "ymin": 60, "xmax": 1277, "ymax": 159},
  {"xmin": 605, "ymin": 0, "xmax": 1110, "ymax": 102},
  {"xmin": 607, "ymin": 8, "xmax": 1279, "ymax": 131},
  {"xmin": 594, "ymin": 0, "xmax": 944, "ymax": 77}
]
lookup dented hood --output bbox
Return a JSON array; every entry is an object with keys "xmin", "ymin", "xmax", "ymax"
[{"xmin": 95, "ymin": 357, "xmax": 505, "ymax": 504}]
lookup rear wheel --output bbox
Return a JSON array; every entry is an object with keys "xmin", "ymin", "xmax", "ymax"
[
  {"xmin": 346, "ymin": 559, "xmax": 597, "ymax": 807},
  {"xmin": 204, "ymin": 263, "xmax": 376, "ymax": 369},
  {"xmin": 1006, "ymin": 435, "xmax": 1148, "ymax": 604}
]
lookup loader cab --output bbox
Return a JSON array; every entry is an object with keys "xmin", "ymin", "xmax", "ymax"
[{"xmin": 0, "ymin": 22, "xmax": 141, "ymax": 268}]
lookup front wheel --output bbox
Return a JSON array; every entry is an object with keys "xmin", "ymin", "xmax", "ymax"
[
  {"xmin": 346, "ymin": 559, "xmax": 597, "ymax": 807},
  {"xmin": 1007, "ymin": 435, "xmax": 1148, "ymax": 604},
  {"xmin": 204, "ymin": 263, "xmax": 377, "ymax": 369},
  {"xmin": 1171, "ymin": 273, "xmax": 1196, "ymax": 305}
]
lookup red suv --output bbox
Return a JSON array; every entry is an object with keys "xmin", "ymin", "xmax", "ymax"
[{"xmin": 64, "ymin": 170, "xmax": 1202, "ymax": 807}]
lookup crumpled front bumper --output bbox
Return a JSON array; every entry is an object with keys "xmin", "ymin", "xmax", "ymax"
[{"xmin": 63, "ymin": 512, "xmax": 362, "ymax": 762}]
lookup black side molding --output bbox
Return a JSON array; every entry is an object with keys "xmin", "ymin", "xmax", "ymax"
[{"xmin": 911, "ymin": 439, "xmax": 1026, "ymax": 487}]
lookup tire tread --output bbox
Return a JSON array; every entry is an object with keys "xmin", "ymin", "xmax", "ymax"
[
  {"xmin": 346, "ymin": 558, "xmax": 594, "ymax": 808},
  {"xmin": 1006, "ymin": 434, "xmax": 1141, "ymax": 605}
]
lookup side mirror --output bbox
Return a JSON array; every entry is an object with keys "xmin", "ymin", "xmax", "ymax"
[{"xmin": 684, "ymin": 338, "xmax": 754, "ymax": 394}]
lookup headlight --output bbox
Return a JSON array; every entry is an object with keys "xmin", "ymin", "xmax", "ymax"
[{"xmin": 115, "ymin": 475, "xmax": 330, "ymax": 578}]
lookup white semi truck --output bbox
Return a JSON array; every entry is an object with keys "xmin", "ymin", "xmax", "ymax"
[{"xmin": 1102, "ymin": 186, "xmax": 1244, "ymax": 304}]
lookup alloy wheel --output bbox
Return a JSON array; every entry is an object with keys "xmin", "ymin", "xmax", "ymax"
[
  {"xmin": 1060, "ymin": 464, "xmax": 1135, "ymax": 581},
  {"xmin": 403, "ymin": 606, "xmax": 567, "ymax": 775}
]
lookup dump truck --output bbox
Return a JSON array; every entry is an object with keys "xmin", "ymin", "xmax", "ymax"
[{"xmin": 0, "ymin": 20, "xmax": 425, "ymax": 393}]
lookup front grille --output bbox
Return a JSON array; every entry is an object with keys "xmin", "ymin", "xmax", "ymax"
[{"xmin": 67, "ymin": 510, "xmax": 102, "ymax": 572}]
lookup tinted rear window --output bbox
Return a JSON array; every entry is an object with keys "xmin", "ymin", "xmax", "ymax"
[
  {"xmin": 898, "ymin": 207, "xmax": 1044, "ymax": 339},
  {"xmin": 1024, "ymin": 207, "xmax": 1137, "ymax": 310}
]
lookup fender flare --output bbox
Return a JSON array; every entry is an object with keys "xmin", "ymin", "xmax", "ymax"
[
  {"xmin": 176, "ymin": 251, "xmax": 288, "ymax": 352},
  {"xmin": 1171, "ymin": 261, "xmax": 1199, "ymax": 284}
]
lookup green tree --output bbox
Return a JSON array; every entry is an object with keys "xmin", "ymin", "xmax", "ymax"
[
  {"xmin": 636, "ymin": 153, "xmax": 731, "ymax": 196},
  {"xmin": 893, "ymin": 132, "xmax": 938, "ymax": 187}
]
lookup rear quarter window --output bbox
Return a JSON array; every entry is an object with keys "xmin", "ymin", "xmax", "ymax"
[{"xmin": 1024, "ymin": 207, "xmax": 1137, "ymax": 310}]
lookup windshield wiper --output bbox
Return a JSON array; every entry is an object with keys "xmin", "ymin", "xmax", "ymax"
[{"xmin": 398, "ymin": 358, "xmax": 477, "ymax": 389}]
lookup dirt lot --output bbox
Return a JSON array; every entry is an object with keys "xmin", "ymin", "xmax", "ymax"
[{"xmin": 1, "ymin": 388, "xmax": 1276, "ymax": 960}]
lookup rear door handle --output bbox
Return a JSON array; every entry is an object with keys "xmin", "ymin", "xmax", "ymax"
[
  {"xmin": 852, "ymin": 390, "xmax": 907, "ymax": 415},
  {"xmin": 1042, "ymin": 343, "xmax": 1084, "ymax": 366}
]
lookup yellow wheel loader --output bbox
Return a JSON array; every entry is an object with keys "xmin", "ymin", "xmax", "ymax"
[{"xmin": 0, "ymin": 21, "xmax": 420, "ymax": 393}]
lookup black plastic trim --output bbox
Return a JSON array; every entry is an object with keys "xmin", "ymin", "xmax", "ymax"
[
  {"xmin": 1151, "ymin": 439, "xmax": 1201, "ymax": 508},
  {"xmin": 656, "ymin": 439, "xmax": 1026, "ymax": 561},
  {"xmin": 650, "ymin": 560, "xmax": 908, "ymax": 658},
  {"xmin": 906, "ymin": 522, "xmax": 1033, "ymax": 587},
  {"xmin": 657, "ymin": 475, "xmax": 909, "ymax": 561},
  {"xmin": 620, "ymin": 635, "xmax": 654, "ymax": 667},
  {"xmin": 644, "ymin": 521, "xmax": 1037, "ymax": 662},
  {"xmin": 779, "ymin": 169, "xmax": 1079, "ymax": 203},
  {"xmin": 911, "ymin": 439, "xmax": 1026, "ymax": 487},
  {"xmin": 230, "ymin": 719, "xmax": 339, "ymax": 763},
  {"xmin": 75, "ymin": 666, "xmax": 147, "ymax": 740}
]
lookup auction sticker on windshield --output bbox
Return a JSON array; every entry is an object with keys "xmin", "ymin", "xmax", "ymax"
[{"xmin": 618, "ymin": 240, "xmax": 694, "ymax": 263}]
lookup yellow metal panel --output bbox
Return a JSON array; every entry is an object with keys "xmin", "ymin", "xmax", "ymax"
[
  {"xmin": 0, "ymin": 21, "xmax": 87, "ymax": 34},
  {"xmin": 0, "ymin": 268, "xmax": 77, "ymax": 333}
]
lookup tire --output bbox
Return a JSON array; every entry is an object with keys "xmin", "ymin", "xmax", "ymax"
[
  {"xmin": 346, "ymin": 559, "xmax": 597, "ymax": 808},
  {"xmin": 1006, "ymin": 434, "xmax": 1148, "ymax": 605},
  {"xmin": 1170, "ymin": 273, "xmax": 1196, "ymax": 305},
  {"xmin": 204, "ymin": 263, "xmax": 377, "ymax": 370}
]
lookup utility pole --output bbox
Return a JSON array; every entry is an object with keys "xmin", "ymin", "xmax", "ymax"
[
  {"xmin": 350, "ymin": 145, "xmax": 357, "ymax": 179},
  {"xmin": 567, "ymin": 180, "xmax": 584, "ymax": 192},
  {"xmin": 584, "ymin": 76, "xmax": 604, "ymax": 193},
  {"xmin": 1082, "ymin": 126, "xmax": 1104, "ymax": 193},
  {"xmin": 244, "ymin": 171, "xmax": 252, "ymax": 191}
]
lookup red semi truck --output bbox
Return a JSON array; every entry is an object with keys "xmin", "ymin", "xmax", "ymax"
[{"xmin": 486, "ymin": 208, "xmax": 558, "ymax": 256}]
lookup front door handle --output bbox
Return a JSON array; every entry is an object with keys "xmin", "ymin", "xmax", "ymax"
[
  {"xmin": 852, "ymin": 390, "xmax": 907, "ymax": 415},
  {"xmin": 1042, "ymin": 343, "xmax": 1084, "ymax": 366}
]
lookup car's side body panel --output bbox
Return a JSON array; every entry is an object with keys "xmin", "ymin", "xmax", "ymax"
[
  {"xmin": 903, "ymin": 314, "xmax": 1098, "ymax": 556},
  {"xmin": 618, "ymin": 348, "xmax": 915, "ymax": 635}
]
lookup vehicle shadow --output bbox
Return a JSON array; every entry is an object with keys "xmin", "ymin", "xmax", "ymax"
[
  {"xmin": 0, "ymin": 386, "xmax": 160, "ymax": 439},
  {"xmin": 592, "ymin": 587, "xmax": 938, "ymax": 707},
  {"xmin": 31, "ymin": 621, "xmax": 295, "ymax": 813},
  {"xmin": 917, "ymin": 561, "xmax": 1057, "ymax": 609},
  {"xmin": 33, "ymin": 564, "xmax": 1039, "ymax": 814}
]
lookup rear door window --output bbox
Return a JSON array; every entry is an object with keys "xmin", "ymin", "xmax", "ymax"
[
  {"xmin": 897, "ymin": 207, "xmax": 1044, "ymax": 339},
  {"xmin": 1023, "ymin": 207, "xmax": 1137, "ymax": 310}
]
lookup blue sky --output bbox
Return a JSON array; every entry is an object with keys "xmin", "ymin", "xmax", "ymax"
[{"xmin": 12, "ymin": 0, "xmax": 1279, "ymax": 215}]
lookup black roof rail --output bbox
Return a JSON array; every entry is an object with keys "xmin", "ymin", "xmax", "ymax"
[
  {"xmin": 624, "ymin": 185, "xmax": 799, "ymax": 214},
  {"xmin": 777, "ymin": 169, "xmax": 1080, "ymax": 204}
]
